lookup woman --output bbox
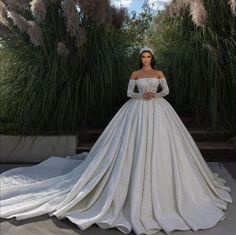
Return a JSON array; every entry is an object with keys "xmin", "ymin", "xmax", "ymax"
[{"xmin": 0, "ymin": 47, "xmax": 232, "ymax": 235}]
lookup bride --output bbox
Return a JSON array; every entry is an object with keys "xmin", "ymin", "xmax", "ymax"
[{"xmin": 0, "ymin": 47, "xmax": 232, "ymax": 235}]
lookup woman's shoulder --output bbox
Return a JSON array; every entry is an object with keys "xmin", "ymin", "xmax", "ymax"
[
  {"xmin": 130, "ymin": 69, "xmax": 165, "ymax": 79},
  {"xmin": 155, "ymin": 70, "xmax": 165, "ymax": 79},
  {"xmin": 130, "ymin": 70, "xmax": 140, "ymax": 80}
]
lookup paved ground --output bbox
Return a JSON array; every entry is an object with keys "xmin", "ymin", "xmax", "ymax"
[
  {"xmin": 221, "ymin": 162, "xmax": 236, "ymax": 180},
  {"xmin": 0, "ymin": 162, "xmax": 236, "ymax": 235}
]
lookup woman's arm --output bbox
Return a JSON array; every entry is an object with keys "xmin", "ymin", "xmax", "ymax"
[
  {"xmin": 154, "ymin": 77, "xmax": 169, "ymax": 98},
  {"xmin": 127, "ymin": 72, "xmax": 143, "ymax": 99},
  {"xmin": 150, "ymin": 71, "xmax": 169, "ymax": 98}
]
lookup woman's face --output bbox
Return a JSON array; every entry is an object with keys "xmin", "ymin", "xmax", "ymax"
[{"xmin": 141, "ymin": 52, "xmax": 152, "ymax": 66}]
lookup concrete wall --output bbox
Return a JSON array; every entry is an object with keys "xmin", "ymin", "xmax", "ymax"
[{"xmin": 0, "ymin": 135, "xmax": 77, "ymax": 163}]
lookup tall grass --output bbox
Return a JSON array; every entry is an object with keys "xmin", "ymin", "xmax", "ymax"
[
  {"xmin": 0, "ymin": 2, "xmax": 129, "ymax": 135},
  {"xmin": 148, "ymin": 0, "xmax": 236, "ymax": 132}
]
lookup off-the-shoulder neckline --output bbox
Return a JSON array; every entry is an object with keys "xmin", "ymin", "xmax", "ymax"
[{"xmin": 134, "ymin": 77, "xmax": 165, "ymax": 81}]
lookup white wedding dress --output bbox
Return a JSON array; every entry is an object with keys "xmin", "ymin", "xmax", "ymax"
[{"xmin": 0, "ymin": 77, "xmax": 233, "ymax": 235}]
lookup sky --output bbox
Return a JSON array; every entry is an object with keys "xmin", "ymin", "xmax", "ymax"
[{"xmin": 111, "ymin": 0, "xmax": 171, "ymax": 13}]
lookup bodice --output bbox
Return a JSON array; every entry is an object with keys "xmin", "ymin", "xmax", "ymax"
[
  {"xmin": 127, "ymin": 77, "xmax": 169, "ymax": 99},
  {"xmin": 135, "ymin": 78, "xmax": 161, "ymax": 93}
]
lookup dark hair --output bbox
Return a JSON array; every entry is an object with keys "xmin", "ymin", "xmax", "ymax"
[{"xmin": 139, "ymin": 51, "xmax": 156, "ymax": 69}]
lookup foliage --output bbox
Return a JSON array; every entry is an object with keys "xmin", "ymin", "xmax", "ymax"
[
  {"xmin": 123, "ymin": 0, "xmax": 154, "ymax": 51},
  {"xmin": 0, "ymin": 1, "xmax": 129, "ymax": 135},
  {"xmin": 147, "ymin": 0, "xmax": 236, "ymax": 132}
]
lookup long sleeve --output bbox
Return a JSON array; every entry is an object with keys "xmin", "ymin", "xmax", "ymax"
[
  {"xmin": 127, "ymin": 79, "xmax": 143, "ymax": 99},
  {"xmin": 154, "ymin": 77, "xmax": 169, "ymax": 98}
]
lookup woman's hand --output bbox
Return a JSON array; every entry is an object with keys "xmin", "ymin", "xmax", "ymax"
[{"xmin": 143, "ymin": 92, "xmax": 156, "ymax": 100}]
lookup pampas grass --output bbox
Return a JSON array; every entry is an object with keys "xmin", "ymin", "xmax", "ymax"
[
  {"xmin": 149, "ymin": 0, "xmax": 236, "ymax": 132},
  {"xmin": 229, "ymin": 0, "xmax": 236, "ymax": 15},
  {"xmin": 30, "ymin": 0, "xmax": 46, "ymax": 21},
  {"xmin": 166, "ymin": 0, "xmax": 188, "ymax": 17},
  {"xmin": 7, "ymin": 10, "xmax": 28, "ymax": 32},
  {"xmin": 3, "ymin": 0, "xmax": 126, "ymax": 47},
  {"xmin": 0, "ymin": 1, "xmax": 8, "ymax": 20},
  {"xmin": 0, "ymin": 0, "xmax": 129, "ymax": 134},
  {"xmin": 57, "ymin": 41, "xmax": 70, "ymax": 57},
  {"xmin": 166, "ymin": 0, "xmax": 208, "ymax": 26},
  {"xmin": 189, "ymin": 0, "xmax": 208, "ymax": 26},
  {"xmin": 5, "ymin": 0, "xmax": 29, "ymax": 11},
  {"xmin": 0, "ymin": 1, "xmax": 9, "ymax": 33},
  {"xmin": 62, "ymin": 0, "xmax": 81, "ymax": 39},
  {"xmin": 27, "ymin": 20, "xmax": 43, "ymax": 46},
  {"xmin": 77, "ymin": 0, "xmax": 118, "ymax": 25}
]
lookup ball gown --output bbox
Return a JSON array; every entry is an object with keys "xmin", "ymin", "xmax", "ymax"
[{"xmin": 0, "ymin": 77, "xmax": 233, "ymax": 235}]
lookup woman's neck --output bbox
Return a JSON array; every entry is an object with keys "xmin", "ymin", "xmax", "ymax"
[{"xmin": 142, "ymin": 65, "xmax": 153, "ymax": 71}]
